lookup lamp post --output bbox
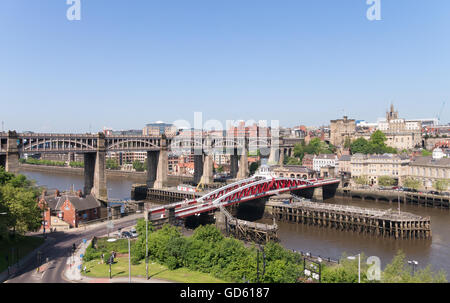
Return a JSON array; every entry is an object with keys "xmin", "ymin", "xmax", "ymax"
[
  {"xmin": 347, "ymin": 253, "xmax": 361, "ymax": 283},
  {"xmin": 128, "ymin": 237, "xmax": 131, "ymax": 283},
  {"xmin": 145, "ymin": 208, "xmax": 149, "ymax": 280}
]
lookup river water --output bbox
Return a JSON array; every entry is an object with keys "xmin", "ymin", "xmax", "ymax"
[{"xmin": 20, "ymin": 169, "xmax": 450, "ymax": 277}]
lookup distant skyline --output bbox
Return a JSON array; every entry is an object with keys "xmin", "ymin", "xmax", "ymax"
[{"xmin": 1, "ymin": 0, "xmax": 449, "ymax": 133}]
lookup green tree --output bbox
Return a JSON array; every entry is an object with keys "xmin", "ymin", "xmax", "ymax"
[
  {"xmin": 433, "ymin": 179, "xmax": 449, "ymax": 192},
  {"xmin": 343, "ymin": 137, "xmax": 352, "ymax": 149},
  {"xmin": 381, "ymin": 251, "xmax": 447, "ymax": 283},
  {"xmin": 132, "ymin": 160, "xmax": 145, "ymax": 172},
  {"xmin": 354, "ymin": 175, "xmax": 369, "ymax": 186},
  {"xmin": 106, "ymin": 159, "xmax": 120, "ymax": 170},
  {"xmin": 0, "ymin": 168, "xmax": 41, "ymax": 239},
  {"xmin": 378, "ymin": 176, "xmax": 397, "ymax": 187},
  {"xmin": 350, "ymin": 138, "xmax": 371, "ymax": 154},
  {"xmin": 402, "ymin": 177, "xmax": 421, "ymax": 190},
  {"xmin": 421, "ymin": 149, "xmax": 432, "ymax": 156}
]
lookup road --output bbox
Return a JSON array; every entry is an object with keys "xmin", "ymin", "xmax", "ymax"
[{"xmin": 4, "ymin": 214, "xmax": 142, "ymax": 283}]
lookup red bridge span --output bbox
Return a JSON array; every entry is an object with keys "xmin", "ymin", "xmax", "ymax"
[{"xmin": 149, "ymin": 176, "xmax": 340, "ymax": 219}]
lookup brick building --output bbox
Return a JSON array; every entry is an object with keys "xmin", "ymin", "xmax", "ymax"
[{"xmin": 39, "ymin": 190, "xmax": 102, "ymax": 230}]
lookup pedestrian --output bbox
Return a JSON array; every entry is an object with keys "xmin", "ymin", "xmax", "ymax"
[
  {"xmin": 83, "ymin": 265, "xmax": 87, "ymax": 273},
  {"xmin": 101, "ymin": 253, "xmax": 104, "ymax": 264}
]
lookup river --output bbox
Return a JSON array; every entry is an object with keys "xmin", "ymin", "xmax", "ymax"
[{"xmin": 19, "ymin": 168, "xmax": 450, "ymax": 277}]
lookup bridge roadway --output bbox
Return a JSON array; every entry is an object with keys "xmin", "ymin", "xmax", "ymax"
[{"xmin": 148, "ymin": 176, "xmax": 341, "ymax": 220}]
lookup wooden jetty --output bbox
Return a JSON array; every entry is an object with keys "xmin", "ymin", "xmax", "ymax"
[
  {"xmin": 220, "ymin": 206, "xmax": 278, "ymax": 244},
  {"xmin": 145, "ymin": 188, "xmax": 202, "ymax": 203},
  {"xmin": 337, "ymin": 188, "xmax": 450, "ymax": 209},
  {"xmin": 269, "ymin": 199, "xmax": 432, "ymax": 239}
]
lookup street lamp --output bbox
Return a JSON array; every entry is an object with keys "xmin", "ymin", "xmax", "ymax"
[
  {"xmin": 145, "ymin": 208, "xmax": 149, "ymax": 280},
  {"xmin": 347, "ymin": 253, "xmax": 361, "ymax": 283},
  {"xmin": 128, "ymin": 237, "xmax": 131, "ymax": 283},
  {"xmin": 407, "ymin": 260, "xmax": 419, "ymax": 275}
]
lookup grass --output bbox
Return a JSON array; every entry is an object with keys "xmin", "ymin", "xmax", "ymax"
[
  {"xmin": 83, "ymin": 257, "xmax": 227, "ymax": 283},
  {"xmin": 0, "ymin": 235, "xmax": 45, "ymax": 272}
]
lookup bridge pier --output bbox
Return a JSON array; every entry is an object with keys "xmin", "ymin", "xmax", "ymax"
[
  {"xmin": 237, "ymin": 145, "xmax": 249, "ymax": 179},
  {"xmin": 267, "ymin": 145, "xmax": 279, "ymax": 165},
  {"xmin": 5, "ymin": 131, "xmax": 20, "ymax": 174},
  {"xmin": 230, "ymin": 149, "xmax": 238, "ymax": 178},
  {"xmin": 146, "ymin": 150, "xmax": 159, "ymax": 188},
  {"xmin": 312, "ymin": 186, "xmax": 323, "ymax": 202},
  {"xmin": 83, "ymin": 153, "xmax": 96, "ymax": 196},
  {"xmin": 154, "ymin": 136, "xmax": 168, "ymax": 189},
  {"xmin": 279, "ymin": 147, "xmax": 285, "ymax": 166},
  {"xmin": 92, "ymin": 133, "xmax": 107, "ymax": 201},
  {"xmin": 193, "ymin": 152, "xmax": 203, "ymax": 185},
  {"xmin": 201, "ymin": 154, "xmax": 214, "ymax": 185}
]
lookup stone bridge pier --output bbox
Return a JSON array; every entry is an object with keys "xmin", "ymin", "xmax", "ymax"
[
  {"xmin": 147, "ymin": 135, "xmax": 168, "ymax": 189},
  {"xmin": 4, "ymin": 131, "xmax": 20, "ymax": 174},
  {"xmin": 84, "ymin": 133, "xmax": 107, "ymax": 201}
]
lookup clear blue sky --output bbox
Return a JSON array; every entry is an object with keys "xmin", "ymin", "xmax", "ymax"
[{"xmin": 1, "ymin": 0, "xmax": 449, "ymax": 133}]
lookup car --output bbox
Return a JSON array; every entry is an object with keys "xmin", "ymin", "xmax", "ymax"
[
  {"xmin": 130, "ymin": 228, "xmax": 138, "ymax": 238},
  {"xmin": 121, "ymin": 231, "xmax": 132, "ymax": 238}
]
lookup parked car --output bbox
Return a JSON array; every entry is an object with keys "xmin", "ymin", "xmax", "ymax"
[
  {"xmin": 121, "ymin": 231, "xmax": 132, "ymax": 238},
  {"xmin": 130, "ymin": 228, "xmax": 138, "ymax": 238}
]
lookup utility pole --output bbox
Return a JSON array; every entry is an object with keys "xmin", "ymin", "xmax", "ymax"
[
  {"xmin": 128, "ymin": 237, "xmax": 131, "ymax": 283},
  {"xmin": 145, "ymin": 208, "xmax": 149, "ymax": 280}
]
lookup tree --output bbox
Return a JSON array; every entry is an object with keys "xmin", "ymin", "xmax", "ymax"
[
  {"xmin": 354, "ymin": 175, "xmax": 369, "ymax": 186},
  {"xmin": 381, "ymin": 251, "xmax": 447, "ymax": 283},
  {"xmin": 344, "ymin": 137, "xmax": 352, "ymax": 149},
  {"xmin": 132, "ymin": 160, "xmax": 145, "ymax": 172},
  {"xmin": 350, "ymin": 131, "xmax": 398, "ymax": 155},
  {"xmin": 421, "ymin": 149, "xmax": 432, "ymax": 156},
  {"xmin": 350, "ymin": 138, "xmax": 371, "ymax": 154},
  {"xmin": 106, "ymin": 159, "xmax": 120, "ymax": 170},
  {"xmin": 378, "ymin": 176, "xmax": 396, "ymax": 187},
  {"xmin": 402, "ymin": 178, "xmax": 421, "ymax": 190},
  {"xmin": 0, "ymin": 168, "xmax": 42, "ymax": 239},
  {"xmin": 434, "ymin": 179, "xmax": 449, "ymax": 192}
]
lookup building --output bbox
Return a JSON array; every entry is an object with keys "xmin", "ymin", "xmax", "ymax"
[
  {"xmin": 375, "ymin": 104, "xmax": 422, "ymax": 150},
  {"xmin": 302, "ymin": 154, "xmax": 315, "ymax": 170},
  {"xmin": 39, "ymin": 190, "xmax": 103, "ymax": 229},
  {"xmin": 338, "ymin": 155, "xmax": 352, "ymax": 174},
  {"xmin": 269, "ymin": 165, "xmax": 316, "ymax": 179},
  {"xmin": 350, "ymin": 153, "xmax": 410, "ymax": 186},
  {"xmin": 406, "ymin": 148, "xmax": 450, "ymax": 190},
  {"xmin": 330, "ymin": 116, "xmax": 356, "ymax": 146},
  {"xmin": 107, "ymin": 151, "xmax": 147, "ymax": 166},
  {"xmin": 313, "ymin": 154, "xmax": 338, "ymax": 172},
  {"xmin": 143, "ymin": 122, "xmax": 177, "ymax": 137}
]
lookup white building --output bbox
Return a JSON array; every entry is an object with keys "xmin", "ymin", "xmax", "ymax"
[{"xmin": 313, "ymin": 154, "xmax": 339, "ymax": 172}]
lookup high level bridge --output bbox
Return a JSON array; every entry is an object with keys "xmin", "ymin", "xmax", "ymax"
[
  {"xmin": 148, "ymin": 176, "xmax": 340, "ymax": 220},
  {"xmin": 0, "ymin": 130, "xmax": 301, "ymax": 201}
]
